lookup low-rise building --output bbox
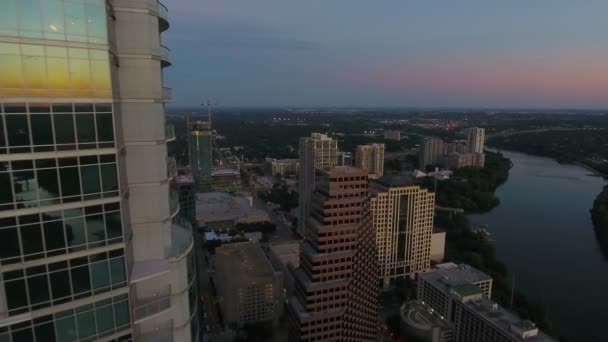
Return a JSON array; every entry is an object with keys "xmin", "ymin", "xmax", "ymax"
[
  {"xmin": 418, "ymin": 263, "xmax": 493, "ymax": 320},
  {"xmin": 196, "ymin": 192, "xmax": 270, "ymax": 232},
  {"xmin": 215, "ymin": 242, "xmax": 283, "ymax": 327},
  {"xmin": 418, "ymin": 263, "xmax": 556, "ymax": 342},
  {"xmin": 384, "ymin": 130, "xmax": 402, "ymax": 141}
]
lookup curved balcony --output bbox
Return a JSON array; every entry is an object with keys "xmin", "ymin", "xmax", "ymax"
[
  {"xmin": 166, "ymin": 217, "xmax": 193, "ymax": 261},
  {"xmin": 137, "ymin": 319, "xmax": 174, "ymax": 342},
  {"xmin": 170, "ymin": 189, "xmax": 180, "ymax": 218},
  {"xmin": 167, "ymin": 157, "xmax": 177, "ymax": 180},
  {"xmin": 165, "ymin": 123, "xmax": 176, "ymax": 142},
  {"xmin": 162, "ymin": 86, "xmax": 173, "ymax": 102},
  {"xmin": 158, "ymin": 1, "xmax": 170, "ymax": 32},
  {"xmin": 160, "ymin": 45, "xmax": 172, "ymax": 67},
  {"xmin": 133, "ymin": 285, "xmax": 172, "ymax": 323}
]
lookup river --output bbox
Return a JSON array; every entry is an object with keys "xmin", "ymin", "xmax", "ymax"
[{"xmin": 468, "ymin": 150, "xmax": 607, "ymax": 342}]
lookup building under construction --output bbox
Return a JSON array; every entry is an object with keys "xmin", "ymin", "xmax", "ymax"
[{"xmin": 190, "ymin": 120, "xmax": 213, "ymax": 191}]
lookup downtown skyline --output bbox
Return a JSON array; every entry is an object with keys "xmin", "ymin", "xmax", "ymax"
[{"xmin": 163, "ymin": 0, "xmax": 608, "ymax": 109}]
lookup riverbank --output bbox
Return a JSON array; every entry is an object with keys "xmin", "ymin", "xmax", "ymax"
[
  {"xmin": 591, "ymin": 185, "xmax": 608, "ymax": 260},
  {"xmin": 419, "ymin": 151, "xmax": 511, "ymax": 213},
  {"xmin": 433, "ymin": 152, "xmax": 564, "ymax": 340}
]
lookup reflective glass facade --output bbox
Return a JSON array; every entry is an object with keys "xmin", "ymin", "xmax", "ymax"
[
  {"xmin": 0, "ymin": 1, "xmax": 130, "ymax": 340},
  {"xmin": 0, "ymin": 43, "xmax": 112, "ymax": 98},
  {"xmin": 0, "ymin": 0, "xmax": 108, "ymax": 43},
  {"xmin": 0, "ymin": 295, "xmax": 131, "ymax": 342}
]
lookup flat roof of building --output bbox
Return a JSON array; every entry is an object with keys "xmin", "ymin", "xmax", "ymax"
[
  {"xmin": 323, "ymin": 166, "xmax": 367, "ymax": 175},
  {"xmin": 216, "ymin": 242, "xmax": 275, "ymax": 285},
  {"xmin": 420, "ymin": 263, "xmax": 492, "ymax": 290},
  {"xmin": 196, "ymin": 192, "xmax": 269, "ymax": 224},
  {"xmin": 465, "ymin": 299, "xmax": 557, "ymax": 342},
  {"xmin": 372, "ymin": 174, "xmax": 416, "ymax": 188}
]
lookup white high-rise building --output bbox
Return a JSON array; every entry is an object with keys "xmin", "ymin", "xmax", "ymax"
[
  {"xmin": 0, "ymin": 1, "xmax": 198, "ymax": 341},
  {"xmin": 297, "ymin": 133, "xmax": 338, "ymax": 234},
  {"xmin": 369, "ymin": 176, "xmax": 436, "ymax": 287},
  {"xmin": 467, "ymin": 127, "xmax": 486, "ymax": 154},
  {"xmin": 356, "ymin": 143, "xmax": 385, "ymax": 179}
]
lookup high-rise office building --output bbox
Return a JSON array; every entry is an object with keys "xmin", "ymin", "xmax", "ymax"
[
  {"xmin": 297, "ymin": 133, "xmax": 338, "ymax": 234},
  {"xmin": 288, "ymin": 167, "xmax": 379, "ymax": 341},
  {"xmin": 467, "ymin": 127, "xmax": 485, "ymax": 154},
  {"xmin": 419, "ymin": 138, "xmax": 445, "ymax": 170},
  {"xmin": 190, "ymin": 120, "xmax": 213, "ymax": 191},
  {"xmin": 369, "ymin": 176, "xmax": 435, "ymax": 287},
  {"xmin": 355, "ymin": 143, "xmax": 385, "ymax": 179},
  {"xmin": 0, "ymin": 2, "xmax": 198, "ymax": 341}
]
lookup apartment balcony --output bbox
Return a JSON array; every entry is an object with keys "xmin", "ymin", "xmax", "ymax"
[
  {"xmin": 160, "ymin": 45, "xmax": 172, "ymax": 67},
  {"xmin": 166, "ymin": 217, "xmax": 193, "ymax": 260},
  {"xmin": 136, "ymin": 319, "xmax": 173, "ymax": 342},
  {"xmin": 158, "ymin": 1, "xmax": 169, "ymax": 32},
  {"xmin": 133, "ymin": 285, "xmax": 172, "ymax": 323},
  {"xmin": 165, "ymin": 123, "xmax": 176, "ymax": 142},
  {"xmin": 162, "ymin": 86, "xmax": 173, "ymax": 102},
  {"xmin": 167, "ymin": 157, "xmax": 177, "ymax": 179},
  {"xmin": 169, "ymin": 189, "xmax": 180, "ymax": 218}
]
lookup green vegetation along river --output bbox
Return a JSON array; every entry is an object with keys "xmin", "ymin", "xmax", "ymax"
[{"xmin": 468, "ymin": 150, "xmax": 607, "ymax": 342}]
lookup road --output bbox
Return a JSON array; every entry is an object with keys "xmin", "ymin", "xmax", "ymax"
[
  {"xmin": 195, "ymin": 235, "xmax": 223, "ymax": 336},
  {"xmin": 253, "ymin": 198, "xmax": 300, "ymax": 243}
]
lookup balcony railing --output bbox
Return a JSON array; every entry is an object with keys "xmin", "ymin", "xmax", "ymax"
[
  {"xmin": 160, "ymin": 45, "xmax": 172, "ymax": 67},
  {"xmin": 137, "ymin": 319, "xmax": 174, "ymax": 342},
  {"xmin": 158, "ymin": 1, "xmax": 169, "ymax": 32},
  {"xmin": 167, "ymin": 157, "xmax": 177, "ymax": 179},
  {"xmin": 133, "ymin": 285, "xmax": 172, "ymax": 323},
  {"xmin": 165, "ymin": 123, "xmax": 175, "ymax": 141},
  {"xmin": 169, "ymin": 189, "xmax": 179, "ymax": 217},
  {"xmin": 162, "ymin": 87, "xmax": 173, "ymax": 102},
  {"xmin": 166, "ymin": 217, "xmax": 193, "ymax": 260}
]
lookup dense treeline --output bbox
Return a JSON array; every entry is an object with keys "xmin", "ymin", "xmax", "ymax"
[
  {"xmin": 436, "ymin": 212, "xmax": 564, "ymax": 340},
  {"xmin": 489, "ymin": 129, "xmax": 608, "ymax": 176},
  {"xmin": 257, "ymin": 184, "xmax": 299, "ymax": 211},
  {"xmin": 591, "ymin": 185, "xmax": 608, "ymax": 260},
  {"xmin": 419, "ymin": 151, "xmax": 511, "ymax": 213}
]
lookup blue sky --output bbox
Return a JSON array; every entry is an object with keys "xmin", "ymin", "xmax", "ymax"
[{"xmin": 163, "ymin": 0, "xmax": 608, "ymax": 108}]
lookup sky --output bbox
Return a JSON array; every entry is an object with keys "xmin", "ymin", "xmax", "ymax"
[{"xmin": 163, "ymin": 0, "xmax": 608, "ymax": 109}]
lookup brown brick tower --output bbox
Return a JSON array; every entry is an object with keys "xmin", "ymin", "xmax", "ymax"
[{"xmin": 288, "ymin": 166, "xmax": 379, "ymax": 341}]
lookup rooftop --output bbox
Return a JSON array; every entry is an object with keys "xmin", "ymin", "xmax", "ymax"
[
  {"xmin": 421, "ymin": 263, "xmax": 492, "ymax": 289},
  {"xmin": 373, "ymin": 174, "xmax": 415, "ymax": 188},
  {"xmin": 324, "ymin": 166, "xmax": 367, "ymax": 175},
  {"xmin": 466, "ymin": 299, "xmax": 557, "ymax": 342},
  {"xmin": 196, "ymin": 192, "xmax": 269, "ymax": 225},
  {"xmin": 216, "ymin": 242, "xmax": 275, "ymax": 285}
]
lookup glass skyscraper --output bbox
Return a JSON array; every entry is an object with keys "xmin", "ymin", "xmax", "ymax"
[{"xmin": 0, "ymin": 1, "xmax": 198, "ymax": 341}]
